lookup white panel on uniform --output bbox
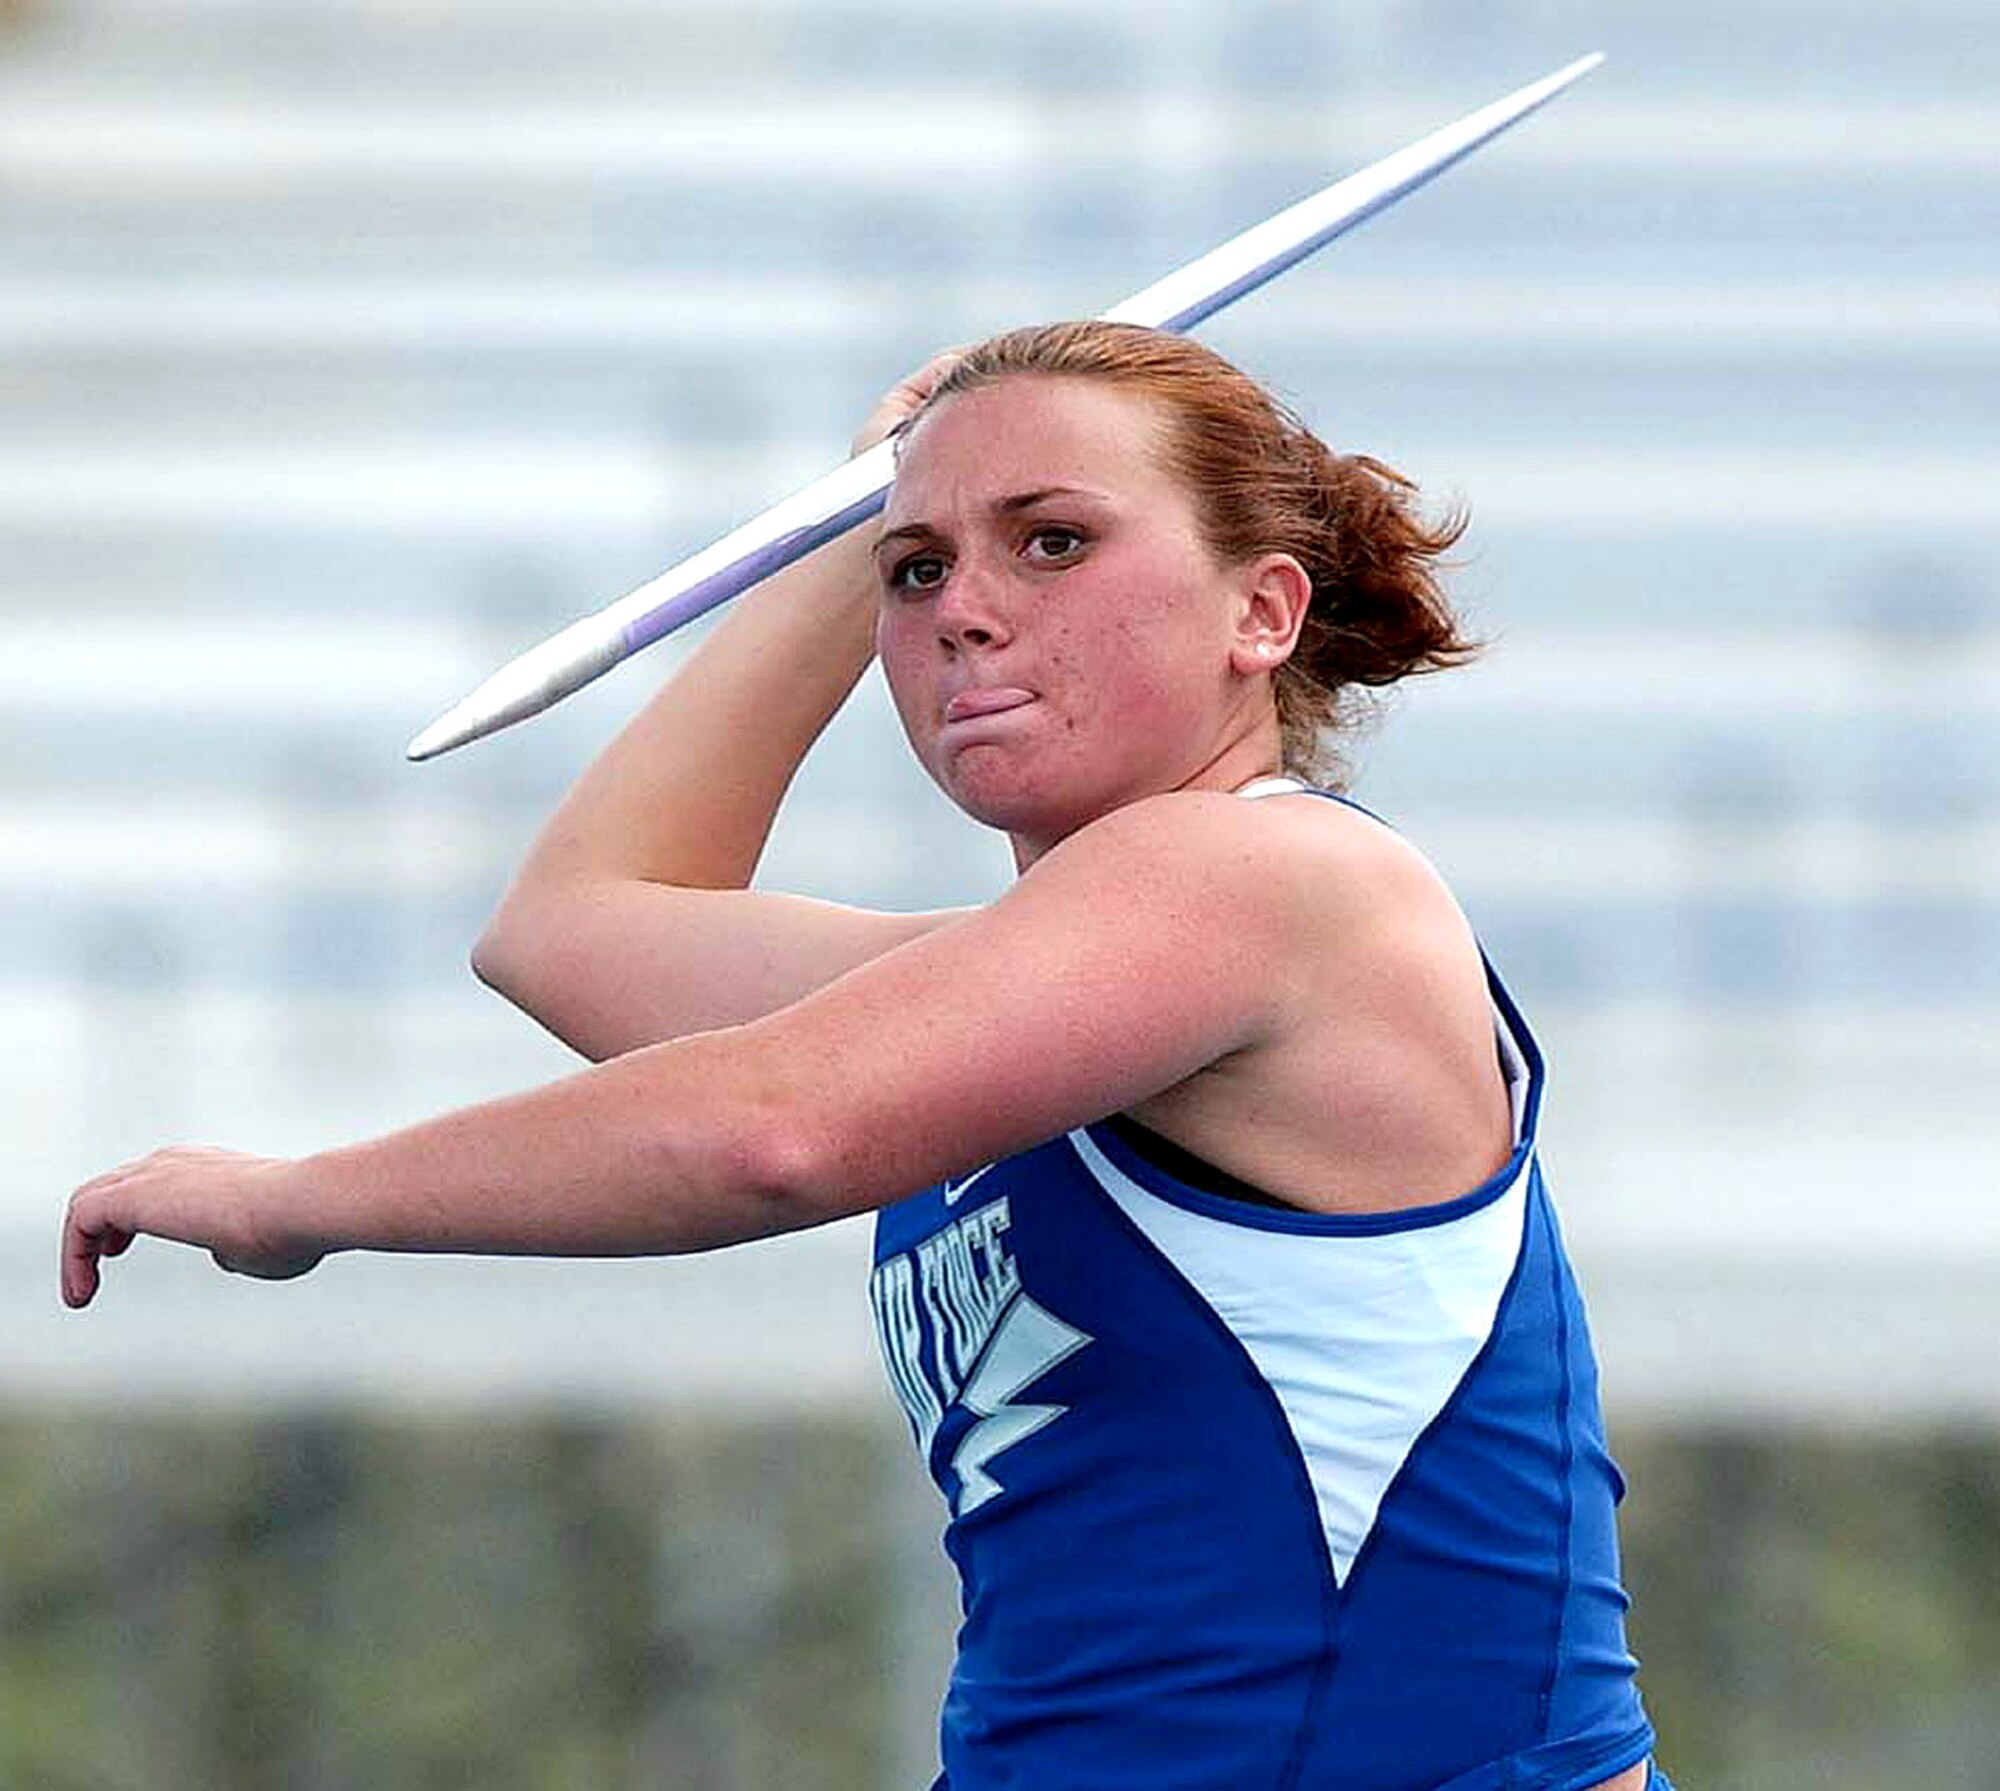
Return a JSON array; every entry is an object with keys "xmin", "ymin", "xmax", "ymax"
[{"xmin": 1069, "ymin": 1128, "xmax": 1530, "ymax": 1584}]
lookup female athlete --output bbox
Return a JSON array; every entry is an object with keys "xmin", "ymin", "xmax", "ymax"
[{"xmin": 64, "ymin": 321, "xmax": 1669, "ymax": 1791}]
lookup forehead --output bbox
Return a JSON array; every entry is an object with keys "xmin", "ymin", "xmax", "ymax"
[{"xmin": 882, "ymin": 376, "xmax": 1183, "ymax": 527}]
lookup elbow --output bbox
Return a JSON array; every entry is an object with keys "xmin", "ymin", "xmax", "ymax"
[
  {"xmin": 721, "ymin": 1091, "xmax": 858, "ymax": 1237},
  {"xmin": 469, "ymin": 896, "xmax": 599, "ymax": 1054},
  {"xmin": 470, "ymin": 875, "xmax": 586, "ymax": 1007},
  {"xmin": 612, "ymin": 1031, "xmax": 888, "ymax": 1248},
  {"xmin": 469, "ymin": 910, "xmax": 532, "ymax": 1007}
]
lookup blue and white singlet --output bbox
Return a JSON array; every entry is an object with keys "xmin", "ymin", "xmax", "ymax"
[{"xmin": 868, "ymin": 788, "xmax": 1656, "ymax": 1790}]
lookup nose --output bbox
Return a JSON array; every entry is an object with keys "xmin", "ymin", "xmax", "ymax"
[{"xmin": 933, "ymin": 556, "xmax": 1012, "ymax": 653}]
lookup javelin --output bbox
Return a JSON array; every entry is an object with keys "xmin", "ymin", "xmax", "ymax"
[{"xmin": 407, "ymin": 52, "xmax": 1603, "ymax": 761}]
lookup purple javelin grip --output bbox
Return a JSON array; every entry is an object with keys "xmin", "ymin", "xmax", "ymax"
[{"xmin": 407, "ymin": 52, "xmax": 1603, "ymax": 762}]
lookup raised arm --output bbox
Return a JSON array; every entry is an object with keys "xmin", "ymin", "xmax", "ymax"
[{"xmin": 472, "ymin": 352, "xmax": 971, "ymax": 1060}]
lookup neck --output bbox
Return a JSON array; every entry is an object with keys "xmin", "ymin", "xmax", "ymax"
[{"xmin": 1005, "ymin": 724, "xmax": 1286, "ymax": 872}]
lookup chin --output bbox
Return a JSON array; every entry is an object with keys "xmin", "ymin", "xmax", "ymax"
[
  {"xmin": 937, "ymin": 746, "xmax": 1121, "ymax": 850},
  {"xmin": 937, "ymin": 763, "xmax": 1044, "ymax": 835}
]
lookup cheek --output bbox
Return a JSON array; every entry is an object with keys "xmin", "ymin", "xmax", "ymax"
[
  {"xmin": 872, "ymin": 602, "xmax": 904, "ymax": 666},
  {"xmin": 875, "ymin": 607, "xmax": 926, "ymax": 688},
  {"xmin": 874, "ymin": 620, "xmax": 929, "ymax": 742},
  {"xmin": 1054, "ymin": 579, "xmax": 1204, "ymax": 715}
]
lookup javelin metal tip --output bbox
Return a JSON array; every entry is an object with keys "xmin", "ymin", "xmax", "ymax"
[
  {"xmin": 405, "ymin": 714, "xmax": 468, "ymax": 762},
  {"xmin": 407, "ymin": 612, "xmax": 628, "ymax": 760}
]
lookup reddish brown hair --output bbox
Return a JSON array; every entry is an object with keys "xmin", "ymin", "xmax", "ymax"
[{"xmin": 906, "ymin": 320, "xmax": 1478, "ymax": 782}]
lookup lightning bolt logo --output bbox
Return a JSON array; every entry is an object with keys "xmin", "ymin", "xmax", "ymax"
[{"xmin": 950, "ymin": 1295, "xmax": 1092, "ymax": 1515}]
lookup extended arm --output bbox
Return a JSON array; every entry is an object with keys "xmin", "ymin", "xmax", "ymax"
[{"xmin": 63, "ymin": 793, "xmax": 1297, "ymax": 1306}]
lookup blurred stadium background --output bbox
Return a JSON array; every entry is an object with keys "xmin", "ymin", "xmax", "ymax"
[{"xmin": 4, "ymin": 0, "xmax": 1997, "ymax": 1785}]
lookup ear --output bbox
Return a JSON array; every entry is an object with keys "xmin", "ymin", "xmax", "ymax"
[{"xmin": 1225, "ymin": 553, "xmax": 1312, "ymax": 678}]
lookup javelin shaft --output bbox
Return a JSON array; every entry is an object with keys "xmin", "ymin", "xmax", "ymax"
[{"xmin": 408, "ymin": 52, "xmax": 1602, "ymax": 761}]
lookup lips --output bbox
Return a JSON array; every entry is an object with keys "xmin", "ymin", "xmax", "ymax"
[{"xmin": 943, "ymin": 687, "xmax": 1036, "ymax": 725}]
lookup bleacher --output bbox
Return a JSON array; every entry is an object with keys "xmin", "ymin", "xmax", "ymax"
[{"xmin": 7, "ymin": 0, "xmax": 1997, "ymax": 1418}]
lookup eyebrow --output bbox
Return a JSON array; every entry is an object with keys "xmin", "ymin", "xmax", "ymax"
[{"xmin": 873, "ymin": 486, "xmax": 1110, "ymax": 556}]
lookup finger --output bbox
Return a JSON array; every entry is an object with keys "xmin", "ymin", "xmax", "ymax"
[
  {"xmin": 855, "ymin": 345, "xmax": 977, "ymax": 453},
  {"xmin": 62, "ymin": 1183, "xmax": 142, "ymax": 1308},
  {"xmin": 61, "ymin": 1216, "xmax": 103, "ymax": 1310},
  {"xmin": 897, "ymin": 344, "xmax": 972, "ymax": 405}
]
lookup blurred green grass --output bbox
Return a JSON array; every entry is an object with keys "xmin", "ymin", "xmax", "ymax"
[{"xmin": 4, "ymin": 1416, "xmax": 1998, "ymax": 1790}]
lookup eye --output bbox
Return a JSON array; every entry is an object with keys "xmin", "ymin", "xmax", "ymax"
[
  {"xmin": 887, "ymin": 552, "xmax": 949, "ymax": 592},
  {"xmin": 1024, "ymin": 525, "xmax": 1085, "ymax": 562}
]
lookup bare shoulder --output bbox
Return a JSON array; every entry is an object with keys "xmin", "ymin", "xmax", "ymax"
[
  {"xmin": 996, "ymin": 788, "xmax": 1478, "ymax": 1044},
  {"xmin": 1006, "ymin": 789, "xmax": 1327, "ymax": 955},
  {"xmin": 1025, "ymin": 785, "xmax": 1376, "ymax": 887},
  {"xmin": 1243, "ymin": 790, "xmax": 1488, "ymax": 1001},
  {"xmin": 1033, "ymin": 786, "xmax": 1460, "ymax": 939},
  {"xmin": 1250, "ymin": 790, "xmax": 1468, "ymax": 922},
  {"xmin": 1068, "ymin": 787, "xmax": 1506, "ymax": 1213}
]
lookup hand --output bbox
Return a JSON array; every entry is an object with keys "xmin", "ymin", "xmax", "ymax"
[
  {"xmin": 62, "ymin": 1146, "xmax": 324, "ymax": 1310},
  {"xmin": 849, "ymin": 344, "xmax": 973, "ymax": 457}
]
